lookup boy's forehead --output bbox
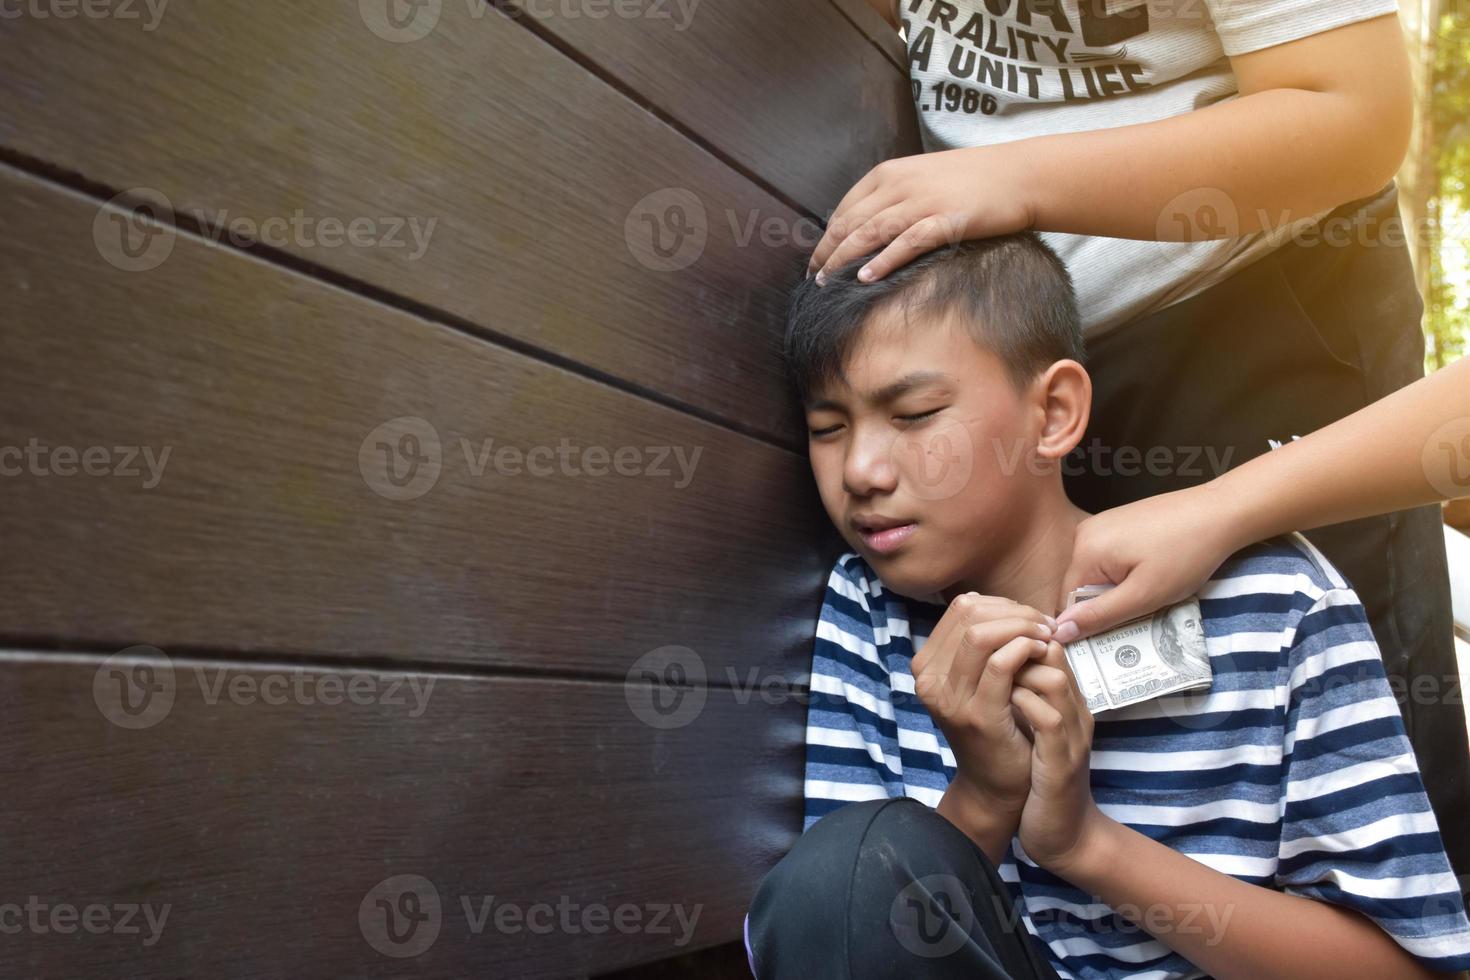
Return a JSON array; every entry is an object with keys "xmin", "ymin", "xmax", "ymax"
[
  {"xmin": 806, "ymin": 309, "xmax": 987, "ymax": 407},
  {"xmin": 806, "ymin": 367, "xmax": 956, "ymax": 409}
]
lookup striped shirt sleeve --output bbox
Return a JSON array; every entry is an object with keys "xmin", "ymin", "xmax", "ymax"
[
  {"xmin": 802, "ymin": 559, "xmax": 901, "ymax": 833},
  {"xmin": 1275, "ymin": 586, "xmax": 1470, "ymax": 971}
]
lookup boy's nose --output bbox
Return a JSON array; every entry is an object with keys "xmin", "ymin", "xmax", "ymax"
[{"xmin": 843, "ymin": 433, "xmax": 899, "ymax": 497}]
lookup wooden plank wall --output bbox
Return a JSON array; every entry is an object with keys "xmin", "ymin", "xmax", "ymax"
[{"xmin": 0, "ymin": 2, "xmax": 919, "ymax": 976}]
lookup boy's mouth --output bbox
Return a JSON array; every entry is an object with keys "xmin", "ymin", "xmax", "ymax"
[{"xmin": 852, "ymin": 514, "xmax": 919, "ymax": 556}]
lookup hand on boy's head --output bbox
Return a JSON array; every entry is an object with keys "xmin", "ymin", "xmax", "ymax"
[
  {"xmin": 912, "ymin": 592, "xmax": 1055, "ymax": 811},
  {"xmin": 805, "ymin": 146, "xmax": 1034, "ymax": 286}
]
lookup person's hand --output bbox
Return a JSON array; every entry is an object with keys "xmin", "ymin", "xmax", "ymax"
[
  {"xmin": 1008, "ymin": 640, "xmax": 1116, "ymax": 878},
  {"xmin": 1053, "ymin": 483, "xmax": 1246, "ymax": 645},
  {"xmin": 912, "ymin": 592, "xmax": 1053, "ymax": 816},
  {"xmin": 805, "ymin": 145, "xmax": 1034, "ymax": 285}
]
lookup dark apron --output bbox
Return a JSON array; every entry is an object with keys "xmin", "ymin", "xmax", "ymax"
[{"xmin": 1062, "ymin": 180, "xmax": 1470, "ymax": 880}]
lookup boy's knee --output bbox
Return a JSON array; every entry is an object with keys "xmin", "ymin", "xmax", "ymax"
[
  {"xmin": 755, "ymin": 797, "xmax": 972, "ymax": 900},
  {"xmin": 746, "ymin": 797, "xmax": 983, "ymax": 975}
]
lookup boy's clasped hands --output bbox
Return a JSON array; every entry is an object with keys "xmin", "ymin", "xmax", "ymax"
[{"xmin": 915, "ymin": 592, "xmax": 1117, "ymax": 877}]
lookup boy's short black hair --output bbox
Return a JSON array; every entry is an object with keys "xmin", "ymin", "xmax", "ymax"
[{"xmin": 783, "ymin": 232, "xmax": 1084, "ymax": 400}]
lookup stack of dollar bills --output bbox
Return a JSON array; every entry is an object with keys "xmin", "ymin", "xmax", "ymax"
[{"xmin": 1061, "ymin": 585, "xmax": 1214, "ymax": 714}]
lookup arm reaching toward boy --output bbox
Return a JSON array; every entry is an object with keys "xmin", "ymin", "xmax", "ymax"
[
  {"xmin": 1009, "ymin": 609, "xmax": 1465, "ymax": 979},
  {"xmin": 1055, "ymin": 356, "xmax": 1470, "ymax": 643},
  {"xmin": 808, "ymin": 13, "xmax": 1411, "ymax": 284}
]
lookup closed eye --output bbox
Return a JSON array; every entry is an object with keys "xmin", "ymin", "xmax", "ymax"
[{"xmin": 896, "ymin": 408, "xmax": 942, "ymax": 423}]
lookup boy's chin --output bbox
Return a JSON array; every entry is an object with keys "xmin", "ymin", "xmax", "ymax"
[{"xmin": 864, "ymin": 554, "xmax": 953, "ymax": 606}]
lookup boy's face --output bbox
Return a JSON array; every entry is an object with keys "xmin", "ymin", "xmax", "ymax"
[{"xmin": 804, "ymin": 308, "xmax": 1050, "ymax": 600}]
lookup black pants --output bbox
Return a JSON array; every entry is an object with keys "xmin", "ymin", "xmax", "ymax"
[
  {"xmin": 745, "ymin": 797, "xmax": 1061, "ymax": 980},
  {"xmin": 1062, "ymin": 179, "xmax": 1470, "ymax": 879}
]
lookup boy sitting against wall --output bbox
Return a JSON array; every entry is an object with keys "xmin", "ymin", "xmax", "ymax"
[{"xmin": 741, "ymin": 233, "xmax": 1470, "ymax": 980}]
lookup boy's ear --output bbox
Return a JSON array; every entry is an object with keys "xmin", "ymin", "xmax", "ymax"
[{"xmin": 1033, "ymin": 359, "xmax": 1091, "ymax": 460}]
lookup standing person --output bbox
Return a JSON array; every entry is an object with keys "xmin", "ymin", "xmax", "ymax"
[{"xmin": 807, "ymin": 0, "xmax": 1469, "ymax": 877}]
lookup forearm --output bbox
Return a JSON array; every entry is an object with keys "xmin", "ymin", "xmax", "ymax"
[
  {"xmin": 1054, "ymin": 816, "xmax": 1438, "ymax": 980},
  {"xmin": 1013, "ymin": 87, "xmax": 1398, "ymax": 242},
  {"xmin": 1203, "ymin": 357, "xmax": 1470, "ymax": 551},
  {"xmin": 937, "ymin": 783, "xmax": 1021, "ymax": 866}
]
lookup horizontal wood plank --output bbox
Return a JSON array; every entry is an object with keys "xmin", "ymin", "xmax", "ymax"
[
  {"xmin": 0, "ymin": 0, "xmax": 823, "ymax": 443},
  {"xmin": 0, "ymin": 649, "xmax": 805, "ymax": 978},
  {"xmin": 0, "ymin": 165, "xmax": 834, "ymax": 678},
  {"xmin": 827, "ymin": 0, "xmax": 908, "ymax": 72},
  {"xmin": 500, "ymin": 0, "xmax": 918, "ymax": 213}
]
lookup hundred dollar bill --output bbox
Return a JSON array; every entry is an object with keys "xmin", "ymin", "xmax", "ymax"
[{"xmin": 1061, "ymin": 585, "xmax": 1212, "ymax": 714}]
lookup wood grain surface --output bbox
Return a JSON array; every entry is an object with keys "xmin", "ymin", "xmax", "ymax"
[
  {"xmin": 0, "ymin": 648, "xmax": 805, "ymax": 977},
  {"xmin": 0, "ymin": 164, "xmax": 833, "ymax": 681}
]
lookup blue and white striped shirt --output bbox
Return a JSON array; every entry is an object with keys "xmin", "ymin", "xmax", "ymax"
[{"xmin": 802, "ymin": 534, "xmax": 1470, "ymax": 978}]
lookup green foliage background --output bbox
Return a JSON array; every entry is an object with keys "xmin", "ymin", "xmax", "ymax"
[{"xmin": 1428, "ymin": 9, "xmax": 1470, "ymax": 368}]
